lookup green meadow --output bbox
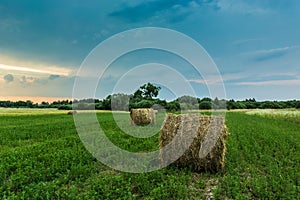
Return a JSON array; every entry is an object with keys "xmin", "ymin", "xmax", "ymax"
[{"xmin": 0, "ymin": 109, "xmax": 299, "ymax": 199}]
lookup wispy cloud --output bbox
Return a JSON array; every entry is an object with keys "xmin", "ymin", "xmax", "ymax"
[
  {"xmin": 235, "ymin": 78, "xmax": 300, "ymax": 86},
  {"xmin": 0, "ymin": 63, "xmax": 70, "ymax": 76},
  {"xmin": 188, "ymin": 72, "xmax": 249, "ymax": 85},
  {"xmin": 243, "ymin": 46, "xmax": 300, "ymax": 62},
  {"xmin": 188, "ymin": 71, "xmax": 300, "ymax": 88}
]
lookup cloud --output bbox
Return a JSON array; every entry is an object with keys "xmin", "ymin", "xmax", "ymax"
[
  {"xmin": 234, "ymin": 79, "xmax": 300, "ymax": 86},
  {"xmin": 243, "ymin": 46, "xmax": 300, "ymax": 62},
  {"xmin": 16, "ymin": 75, "xmax": 48, "ymax": 86},
  {"xmin": 215, "ymin": 0, "xmax": 273, "ymax": 15},
  {"xmin": 20, "ymin": 76, "xmax": 35, "ymax": 84},
  {"xmin": 4, "ymin": 74, "xmax": 14, "ymax": 83},
  {"xmin": 228, "ymin": 72, "xmax": 300, "ymax": 86},
  {"xmin": 108, "ymin": 0, "xmax": 212, "ymax": 23},
  {"xmin": 188, "ymin": 72, "xmax": 249, "ymax": 85},
  {"xmin": 252, "ymin": 47, "xmax": 290, "ymax": 62},
  {"xmin": 49, "ymin": 74, "xmax": 60, "ymax": 80},
  {"xmin": 1, "ymin": 74, "xmax": 75, "ymax": 98},
  {"xmin": 0, "ymin": 63, "xmax": 72, "ymax": 76},
  {"xmin": 188, "ymin": 72, "xmax": 300, "ymax": 88}
]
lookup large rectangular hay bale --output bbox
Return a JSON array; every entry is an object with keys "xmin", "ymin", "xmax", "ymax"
[
  {"xmin": 159, "ymin": 113, "xmax": 229, "ymax": 172},
  {"xmin": 130, "ymin": 108, "xmax": 156, "ymax": 126}
]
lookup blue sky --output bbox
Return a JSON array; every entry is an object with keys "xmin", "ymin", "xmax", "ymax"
[{"xmin": 0, "ymin": 0, "xmax": 299, "ymax": 101}]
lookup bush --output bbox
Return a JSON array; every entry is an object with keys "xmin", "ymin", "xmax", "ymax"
[
  {"xmin": 58, "ymin": 105, "xmax": 72, "ymax": 110},
  {"xmin": 259, "ymin": 101, "xmax": 282, "ymax": 109},
  {"xmin": 136, "ymin": 100, "xmax": 155, "ymax": 108},
  {"xmin": 199, "ymin": 101, "xmax": 212, "ymax": 110},
  {"xmin": 74, "ymin": 103, "xmax": 95, "ymax": 110},
  {"xmin": 166, "ymin": 101, "xmax": 180, "ymax": 111}
]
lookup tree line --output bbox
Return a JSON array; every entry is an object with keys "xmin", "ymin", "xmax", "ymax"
[{"xmin": 1, "ymin": 83, "xmax": 300, "ymax": 111}]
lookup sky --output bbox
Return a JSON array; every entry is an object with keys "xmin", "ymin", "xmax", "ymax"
[{"xmin": 0, "ymin": 0, "xmax": 299, "ymax": 102}]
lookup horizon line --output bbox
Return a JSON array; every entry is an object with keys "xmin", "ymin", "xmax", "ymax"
[{"xmin": 0, "ymin": 95, "xmax": 299, "ymax": 104}]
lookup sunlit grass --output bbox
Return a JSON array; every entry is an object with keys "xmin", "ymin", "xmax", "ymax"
[
  {"xmin": 246, "ymin": 109, "xmax": 300, "ymax": 123},
  {"xmin": 0, "ymin": 108, "xmax": 122, "ymax": 116},
  {"xmin": 0, "ymin": 108, "xmax": 66, "ymax": 115}
]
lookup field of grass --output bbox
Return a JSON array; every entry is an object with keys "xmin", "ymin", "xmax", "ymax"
[
  {"xmin": 0, "ymin": 109, "xmax": 299, "ymax": 199},
  {"xmin": 246, "ymin": 109, "xmax": 300, "ymax": 123}
]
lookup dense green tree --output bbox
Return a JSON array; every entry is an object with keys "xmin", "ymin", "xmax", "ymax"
[
  {"xmin": 132, "ymin": 89, "xmax": 143, "ymax": 101},
  {"xmin": 212, "ymin": 97, "xmax": 227, "ymax": 109},
  {"xmin": 244, "ymin": 102, "xmax": 257, "ymax": 109},
  {"xmin": 199, "ymin": 101, "xmax": 212, "ymax": 110},
  {"xmin": 139, "ymin": 82, "xmax": 161, "ymax": 100},
  {"xmin": 295, "ymin": 102, "xmax": 300, "ymax": 109},
  {"xmin": 132, "ymin": 82, "xmax": 159, "ymax": 102},
  {"xmin": 177, "ymin": 95, "xmax": 198, "ymax": 105},
  {"xmin": 136, "ymin": 100, "xmax": 154, "ymax": 108},
  {"xmin": 58, "ymin": 105, "xmax": 72, "ymax": 110},
  {"xmin": 226, "ymin": 99, "xmax": 235, "ymax": 110},
  {"xmin": 199, "ymin": 97, "xmax": 212, "ymax": 102},
  {"xmin": 40, "ymin": 101, "xmax": 49, "ymax": 107},
  {"xmin": 111, "ymin": 93, "xmax": 130, "ymax": 111},
  {"xmin": 102, "ymin": 95, "xmax": 112, "ymax": 110},
  {"xmin": 259, "ymin": 101, "xmax": 282, "ymax": 109},
  {"xmin": 177, "ymin": 95, "xmax": 198, "ymax": 110},
  {"xmin": 166, "ymin": 100, "xmax": 180, "ymax": 111},
  {"xmin": 129, "ymin": 83, "xmax": 161, "ymax": 109}
]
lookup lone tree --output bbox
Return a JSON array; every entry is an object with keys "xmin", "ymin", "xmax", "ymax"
[{"xmin": 133, "ymin": 82, "xmax": 161, "ymax": 100}]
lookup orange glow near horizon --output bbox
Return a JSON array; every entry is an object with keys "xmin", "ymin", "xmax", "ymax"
[{"xmin": 0, "ymin": 96, "xmax": 73, "ymax": 103}]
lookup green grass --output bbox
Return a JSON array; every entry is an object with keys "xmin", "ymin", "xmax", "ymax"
[
  {"xmin": 0, "ymin": 109, "xmax": 299, "ymax": 199},
  {"xmin": 246, "ymin": 109, "xmax": 300, "ymax": 124},
  {"xmin": 219, "ymin": 112, "xmax": 299, "ymax": 199}
]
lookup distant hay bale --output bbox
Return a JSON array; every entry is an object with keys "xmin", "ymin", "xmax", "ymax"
[
  {"xmin": 67, "ymin": 110, "xmax": 77, "ymax": 115},
  {"xmin": 130, "ymin": 108, "xmax": 156, "ymax": 126},
  {"xmin": 159, "ymin": 113, "xmax": 229, "ymax": 173}
]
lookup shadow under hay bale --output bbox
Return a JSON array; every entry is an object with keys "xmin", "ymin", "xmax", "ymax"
[
  {"xmin": 159, "ymin": 113, "xmax": 229, "ymax": 173},
  {"xmin": 67, "ymin": 110, "xmax": 77, "ymax": 115},
  {"xmin": 130, "ymin": 108, "xmax": 156, "ymax": 126}
]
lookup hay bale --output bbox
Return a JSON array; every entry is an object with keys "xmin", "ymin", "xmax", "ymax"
[
  {"xmin": 130, "ymin": 108, "xmax": 156, "ymax": 126},
  {"xmin": 159, "ymin": 113, "xmax": 229, "ymax": 172},
  {"xmin": 67, "ymin": 110, "xmax": 77, "ymax": 115}
]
